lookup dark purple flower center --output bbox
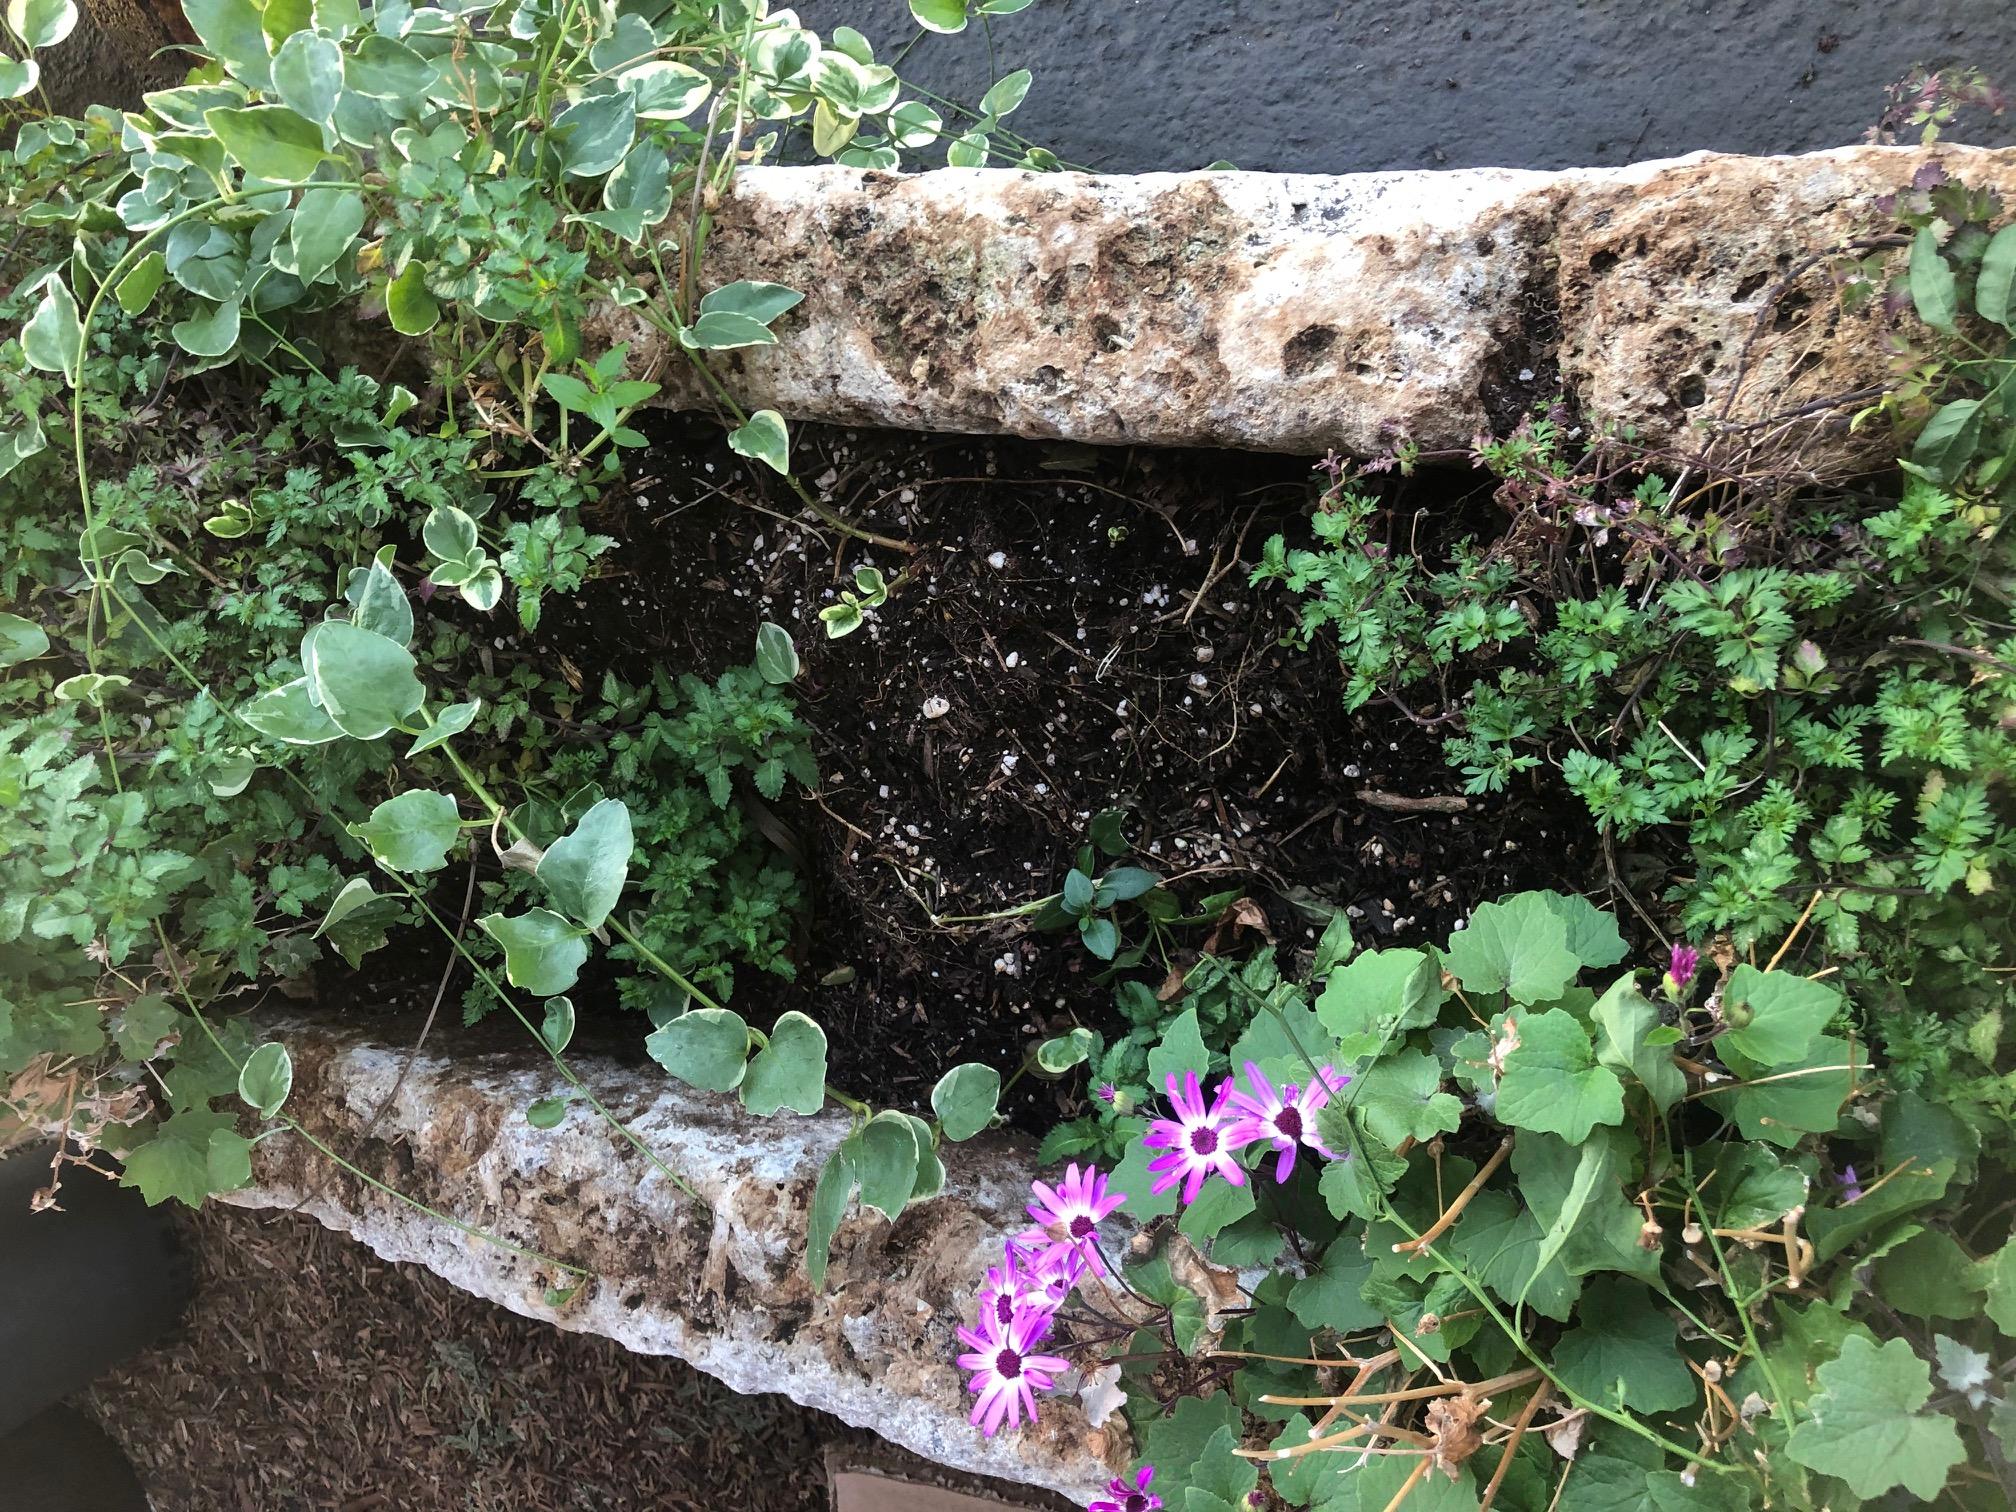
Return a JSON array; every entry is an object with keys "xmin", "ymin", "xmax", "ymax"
[
  {"xmin": 994, "ymin": 1292, "xmax": 1015, "ymax": 1324},
  {"xmin": 994, "ymin": 1347, "xmax": 1023, "ymax": 1379},
  {"xmin": 1191, "ymin": 1126, "xmax": 1219, "ymax": 1155},
  {"xmin": 1125, "ymin": 1497, "xmax": 1148, "ymax": 1512},
  {"xmin": 1275, "ymin": 1107, "xmax": 1304, "ymax": 1139},
  {"xmin": 1070, "ymin": 1214, "xmax": 1096, "ymax": 1239}
]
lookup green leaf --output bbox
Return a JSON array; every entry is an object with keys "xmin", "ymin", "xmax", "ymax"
[
  {"xmin": 314, "ymin": 876, "xmax": 405, "ymax": 968},
  {"xmin": 385, "ymin": 260, "xmax": 440, "ymax": 335},
  {"xmin": 700, "ymin": 280, "xmax": 804, "ymax": 325},
  {"xmin": 1315, "ymin": 1117, "xmax": 1406, "ymax": 1221},
  {"xmin": 1718, "ymin": 965, "xmax": 1839, "ymax": 1066},
  {"xmin": 728, "ymin": 408, "xmax": 790, "ymax": 474},
  {"xmin": 553, "ymin": 89, "xmax": 636, "ymax": 177},
  {"xmin": 1286, "ymin": 1234, "xmax": 1380, "ymax": 1331},
  {"xmin": 526, "ymin": 1096, "xmax": 568, "ymax": 1129},
  {"xmin": 270, "ymin": 29, "xmax": 343, "ymax": 123},
  {"xmin": 1308, "ymin": 1454, "xmax": 1477, "ymax": 1512},
  {"xmin": 1450, "ymin": 1187, "xmax": 1578, "ymax": 1320},
  {"xmin": 1784, "ymin": 1335, "xmax": 1965, "ymax": 1499},
  {"xmin": 1140, "ymin": 1395, "xmax": 1240, "ymax": 1492},
  {"xmin": 644, "ymin": 1006, "xmax": 751, "ymax": 1092},
  {"xmin": 1985, "ymin": 1237, "xmax": 2016, "ymax": 1336},
  {"xmin": 0, "ymin": 611, "xmax": 48, "ymax": 668},
  {"xmin": 1513, "ymin": 1129, "xmax": 1657, "ymax": 1286},
  {"xmin": 53, "ymin": 671, "xmax": 128, "ymax": 706},
  {"xmin": 1698, "ymin": 1143, "xmax": 1806, "ymax": 1231},
  {"xmin": 122, "ymin": 1109, "xmax": 250, "ymax": 1207},
  {"xmin": 1445, "ymin": 893, "xmax": 1581, "ymax": 1003},
  {"xmin": 536, "ymin": 797, "xmax": 632, "ymax": 930},
  {"xmin": 289, "ymin": 185, "xmax": 365, "ymax": 284},
  {"xmin": 1080, "ymin": 915, "xmax": 1119, "ymax": 958},
  {"xmin": 1146, "ymin": 1006, "xmax": 1209, "ymax": 1087},
  {"xmin": 1873, "ymin": 1229, "xmax": 1987, "ymax": 1319},
  {"xmin": 540, "ymin": 996, "xmax": 575, "ymax": 1055},
  {"xmin": 205, "ymin": 104, "xmax": 333, "ymax": 180},
  {"xmin": 930, "ymin": 1062, "xmax": 1001, "ymax": 1141},
  {"xmin": 1108, "ymin": 1117, "xmax": 1179, "ymax": 1222},
  {"xmin": 887, "ymin": 99, "xmax": 942, "ymax": 148},
  {"xmin": 619, "ymin": 58, "xmax": 710, "ymax": 120},
  {"xmin": 978, "ymin": 68, "xmax": 1032, "ymax": 118},
  {"xmin": 240, "ymin": 675, "xmax": 344, "ymax": 745},
  {"xmin": 172, "ymin": 299, "xmax": 242, "ymax": 359},
  {"xmin": 348, "ymin": 788, "xmax": 460, "ymax": 874},
  {"xmin": 754, "ymin": 620, "xmax": 800, "ymax": 684},
  {"xmin": 1494, "ymin": 1008, "xmax": 1625, "ymax": 1143},
  {"xmin": 1037, "ymin": 1026, "xmax": 1097, "ymax": 1074},
  {"xmin": 1316, "ymin": 947, "xmax": 1444, "ymax": 1040},
  {"xmin": 422, "ymin": 504, "xmax": 479, "ymax": 562},
  {"xmin": 236, "ymin": 1040, "xmax": 293, "ymax": 1118},
  {"xmin": 1190, "ymin": 1425, "xmax": 1259, "ymax": 1508},
  {"xmin": 899, "ymin": 1112, "xmax": 945, "ymax": 1201},
  {"xmin": 740, "ymin": 1010, "xmax": 829, "ymax": 1116},
  {"xmin": 408, "ymin": 699, "xmax": 480, "ymax": 756},
  {"xmin": 183, "ymin": 0, "xmax": 273, "ymax": 89},
  {"xmin": 1590, "ymin": 976, "xmax": 1684, "ymax": 1113},
  {"xmin": 7, "ymin": 0, "xmax": 77, "ymax": 49},
  {"xmin": 346, "ymin": 555, "xmax": 413, "ymax": 646},
  {"xmin": 679, "ymin": 310, "xmax": 778, "ymax": 351},
  {"xmin": 1909, "ymin": 226, "xmax": 1959, "ymax": 334},
  {"xmin": 1177, "ymin": 1174, "xmax": 1255, "ymax": 1243},
  {"xmin": 21, "ymin": 274, "xmax": 80, "ymax": 382},
  {"xmin": 907, "ymin": 0, "xmax": 968, "ymax": 33},
  {"xmin": 344, "ymin": 32, "xmax": 430, "ymax": 99},
  {"xmin": 115, "ymin": 251, "xmax": 169, "ymax": 316},
  {"xmin": 1978, "ymin": 223, "xmax": 2016, "ymax": 328},
  {"xmin": 113, "ymin": 996, "xmax": 183, "ymax": 1061},
  {"xmin": 805, "ymin": 1140, "xmax": 856, "ymax": 1287},
  {"xmin": 1353, "ymin": 1047, "xmax": 1462, "ymax": 1147},
  {"xmin": 302, "ymin": 619, "xmax": 425, "ymax": 740},
  {"xmin": 1552, "ymin": 1278, "xmax": 1696, "ymax": 1412},
  {"xmin": 1539, "ymin": 892, "xmax": 1629, "ymax": 968},
  {"xmin": 1911, "ymin": 398, "xmax": 1983, "ymax": 487},
  {"xmin": 857, "ymin": 1110, "xmax": 920, "ymax": 1219},
  {"xmin": 478, "ymin": 909, "xmax": 588, "ymax": 998},
  {"xmin": 1717, "ymin": 1033, "xmax": 1865, "ymax": 1149}
]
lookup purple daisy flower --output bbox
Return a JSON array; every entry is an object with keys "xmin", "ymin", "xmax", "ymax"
[
  {"xmin": 976, "ymin": 1249, "xmax": 1058, "ymax": 1336},
  {"xmin": 1142, "ymin": 1071, "xmax": 1249, "ymax": 1204},
  {"xmin": 1018, "ymin": 1163, "xmax": 1128, "ymax": 1280},
  {"xmin": 1664, "ymin": 943, "xmax": 1699, "ymax": 992},
  {"xmin": 955, "ymin": 1301, "xmax": 1071, "ymax": 1437},
  {"xmin": 1089, "ymin": 1465, "xmax": 1162, "ymax": 1512},
  {"xmin": 1225, "ymin": 1060, "xmax": 1349, "ymax": 1184}
]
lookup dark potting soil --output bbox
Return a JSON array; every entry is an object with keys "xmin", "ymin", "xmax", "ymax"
[{"xmin": 474, "ymin": 415, "xmax": 1608, "ymax": 1127}]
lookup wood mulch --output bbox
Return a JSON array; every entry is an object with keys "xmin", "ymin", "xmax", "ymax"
[{"xmin": 82, "ymin": 1205, "xmax": 877, "ymax": 1512}]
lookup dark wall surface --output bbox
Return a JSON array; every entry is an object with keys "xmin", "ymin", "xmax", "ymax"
[{"xmin": 796, "ymin": 0, "xmax": 2016, "ymax": 173}]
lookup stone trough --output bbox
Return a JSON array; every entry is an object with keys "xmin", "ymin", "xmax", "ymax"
[
  {"xmin": 633, "ymin": 143, "xmax": 2016, "ymax": 472},
  {"xmin": 241, "ymin": 141, "xmax": 2014, "ymax": 1496}
]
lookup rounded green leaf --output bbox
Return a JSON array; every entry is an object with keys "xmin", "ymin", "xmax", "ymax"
[
  {"xmin": 804, "ymin": 1140, "xmax": 856, "ymax": 1288},
  {"xmin": 536, "ymin": 797, "xmax": 632, "ymax": 930},
  {"xmin": 422, "ymin": 504, "xmax": 478, "ymax": 562},
  {"xmin": 553, "ymin": 89, "xmax": 635, "ymax": 178},
  {"xmin": 740, "ymin": 1011, "xmax": 829, "ymax": 1116},
  {"xmin": 700, "ymin": 282, "xmax": 805, "ymax": 324},
  {"xmin": 240, "ymin": 675, "xmax": 344, "ymax": 746},
  {"xmin": 754, "ymin": 621, "xmax": 800, "ymax": 685},
  {"xmin": 1493, "ymin": 1007, "xmax": 1626, "ymax": 1144},
  {"xmin": 204, "ymin": 104, "xmax": 335, "ymax": 180},
  {"xmin": 183, "ymin": 0, "xmax": 273, "ymax": 88},
  {"xmin": 271, "ymin": 30, "xmax": 343, "ymax": 124},
  {"xmin": 348, "ymin": 788, "xmax": 460, "ymax": 874},
  {"xmin": 1909, "ymin": 226, "xmax": 1959, "ymax": 334},
  {"xmin": 728, "ymin": 409, "xmax": 790, "ymax": 475},
  {"xmin": 1036, "ymin": 1027, "xmax": 1096, "ymax": 1075},
  {"xmin": 886, "ymin": 99, "xmax": 942, "ymax": 148},
  {"xmin": 908, "ymin": 0, "xmax": 967, "ymax": 33},
  {"xmin": 540, "ymin": 996, "xmax": 575, "ymax": 1055},
  {"xmin": 289, "ymin": 185, "xmax": 365, "ymax": 284},
  {"xmin": 172, "ymin": 299, "xmax": 242, "ymax": 359},
  {"xmin": 1443, "ymin": 892, "xmax": 1580, "ymax": 1003},
  {"xmin": 978, "ymin": 68, "xmax": 1031, "ymax": 118},
  {"xmin": 0, "ymin": 53, "xmax": 34, "ymax": 100},
  {"xmin": 344, "ymin": 32, "xmax": 430, "ymax": 98},
  {"xmin": 619, "ymin": 59, "xmax": 710, "ymax": 120},
  {"xmin": 856, "ymin": 1111, "xmax": 921, "ymax": 1220},
  {"xmin": 644, "ymin": 1006, "xmax": 752, "ymax": 1093},
  {"xmin": 386, "ymin": 261, "xmax": 440, "ymax": 336},
  {"xmin": 237, "ymin": 1040, "xmax": 293, "ymax": 1119},
  {"xmin": 1719, "ymin": 964, "xmax": 1841, "ymax": 1067},
  {"xmin": 20, "ymin": 274, "xmax": 79, "ymax": 381},
  {"xmin": 930, "ymin": 1062, "xmax": 1000, "ymax": 1141},
  {"xmin": 478, "ymin": 908, "xmax": 588, "ymax": 998},
  {"xmin": 7, "ymin": 0, "xmax": 77, "ymax": 48},
  {"xmin": 407, "ymin": 699, "xmax": 480, "ymax": 757},
  {"xmin": 116, "ymin": 251, "xmax": 169, "ymax": 316},
  {"xmin": 0, "ymin": 611, "xmax": 49, "ymax": 668},
  {"xmin": 345, "ymin": 555, "xmax": 413, "ymax": 646},
  {"xmin": 526, "ymin": 1096, "xmax": 569, "ymax": 1129},
  {"xmin": 679, "ymin": 310, "xmax": 778, "ymax": 352},
  {"xmin": 302, "ymin": 618, "xmax": 426, "ymax": 740}
]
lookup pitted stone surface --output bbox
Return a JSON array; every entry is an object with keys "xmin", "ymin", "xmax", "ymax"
[
  {"xmin": 223, "ymin": 1024, "xmax": 1119, "ymax": 1499},
  {"xmin": 638, "ymin": 145, "xmax": 2016, "ymax": 469}
]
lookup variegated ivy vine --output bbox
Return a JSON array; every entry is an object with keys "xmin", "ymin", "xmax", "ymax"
[{"xmin": 1, "ymin": 0, "xmax": 1041, "ymax": 1264}]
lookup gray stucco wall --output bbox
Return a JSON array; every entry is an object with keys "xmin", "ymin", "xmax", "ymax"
[{"xmin": 798, "ymin": 0, "xmax": 2016, "ymax": 172}]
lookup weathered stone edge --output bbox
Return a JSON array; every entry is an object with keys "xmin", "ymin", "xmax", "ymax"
[{"xmin": 220, "ymin": 1022, "xmax": 1117, "ymax": 1499}]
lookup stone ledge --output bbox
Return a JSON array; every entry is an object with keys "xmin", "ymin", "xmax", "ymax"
[
  {"xmin": 223, "ymin": 1022, "xmax": 1116, "ymax": 1500},
  {"xmin": 628, "ymin": 145, "xmax": 2016, "ymax": 470}
]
